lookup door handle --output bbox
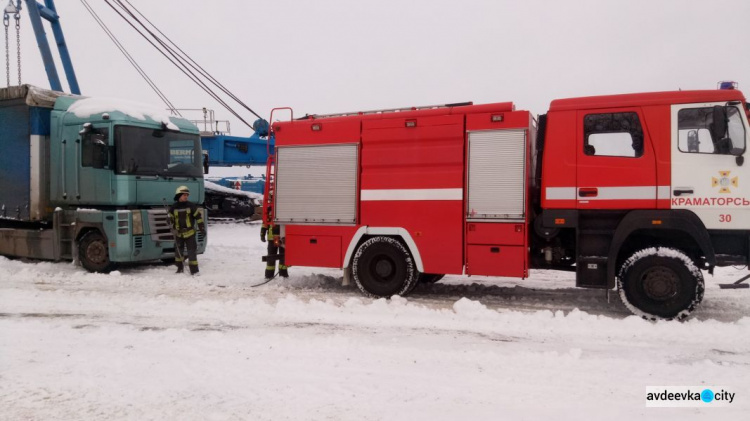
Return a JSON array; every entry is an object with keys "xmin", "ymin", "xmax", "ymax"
[
  {"xmin": 673, "ymin": 189, "xmax": 694, "ymax": 196},
  {"xmin": 578, "ymin": 187, "xmax": 598, "ymax": 198}
]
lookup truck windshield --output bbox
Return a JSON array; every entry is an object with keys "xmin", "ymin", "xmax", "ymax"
[{"xmin": 115, "ymin": 126, "xmax": 202, "ymax": 177}]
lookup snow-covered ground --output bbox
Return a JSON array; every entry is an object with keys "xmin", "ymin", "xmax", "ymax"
[{"xmin": 1, "ymin": 223, "xmax": 749, "ymax": 420}]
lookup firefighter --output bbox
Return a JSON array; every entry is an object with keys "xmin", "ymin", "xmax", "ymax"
[
  {"xmin": 261, "ymin": 210, "xmax": 288, "ymax": 280},
  {"xmin": 169, "ymin": 186, "xmax": 205, "ymax": 275}
]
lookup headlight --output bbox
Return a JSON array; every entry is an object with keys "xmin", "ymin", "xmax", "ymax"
[{"xmin": 132, "ymin": 211, "xmax": 144, "ymax": 236}]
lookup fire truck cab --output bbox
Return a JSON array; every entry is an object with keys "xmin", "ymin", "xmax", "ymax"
[{"xmin": 265, "ymin": 88, "xmax": 750, "ymax": 320}]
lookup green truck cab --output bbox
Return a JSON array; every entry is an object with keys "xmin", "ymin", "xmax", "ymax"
[{"xmin": 0, "ymin": 85, "xmax": 207, "ymax": 272}]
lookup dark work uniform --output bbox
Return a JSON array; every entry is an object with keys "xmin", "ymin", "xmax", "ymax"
[
  {"xmin": 169, "ymin": 201, "xmax": 205, "ymax": 274},
  {"xmin": 261, "ymin": 223, "xmax": 288, "ymax": 279}
]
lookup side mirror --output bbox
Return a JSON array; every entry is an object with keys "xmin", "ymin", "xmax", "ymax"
[
  {"xmin": 712, "ymin": 105, "xmax": 728, "ymax": 142},
  {"xmin": 203, "ymin": 152, "xmax": 209, "ymax": 174},
  {"xmin": 79, "ymin": 122, "xmax": 93, "ymax": 135}
]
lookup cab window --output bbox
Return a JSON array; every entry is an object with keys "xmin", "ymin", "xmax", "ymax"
[
  {"xmin": 81, "ymin": 128, "xmax": 110, "ymax": 169},
  {"xmin": 677, "ymin": 106, "xmax": 746, "ymax": 154},
  {"xmin": 583, "ymin": 112, "xmax": 644, "ymax": 158}
]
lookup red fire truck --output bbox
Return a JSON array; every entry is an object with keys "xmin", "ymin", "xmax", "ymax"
[{"xmin": 262, "ymin": 87, "xmax": 750, "ymax": 320}]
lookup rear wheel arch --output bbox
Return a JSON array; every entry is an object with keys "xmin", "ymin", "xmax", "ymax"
[{"xmin": 343, "ymin": 227, "xmax": 424, "ymax": 272}]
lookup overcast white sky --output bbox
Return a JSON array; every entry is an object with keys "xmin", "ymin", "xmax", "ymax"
[{"xmin": 7, "ymin": 0, "xmax": 750, "ymax": 136}]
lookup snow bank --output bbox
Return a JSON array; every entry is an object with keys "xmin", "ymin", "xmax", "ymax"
[{"xmin": 68, "ymin": 97, "xmax": 180, "ymax": 130}]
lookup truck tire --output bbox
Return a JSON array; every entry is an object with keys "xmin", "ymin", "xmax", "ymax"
[
  {"xmin": 352, "ymin": 236, "xmax": 418, "ymax": 298},
  {"xmin": 617, "ymin": 247, "xmax": 704, "ymax": 321},
  {"xmin": 418, "ymin": 273, "xmax": 445, "ymax": 284},
  {"xmin": 79, "ymin": 231, "xmax": 116, "ymax": 273}
]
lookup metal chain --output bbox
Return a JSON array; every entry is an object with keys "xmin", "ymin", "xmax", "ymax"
[
  {"xmin": 3, "ymin": 14, "xmax": 8, "ymax": 87},
  {"xmin": 14, "ymin": 11, "xmax": 19, "ymax": 85}
]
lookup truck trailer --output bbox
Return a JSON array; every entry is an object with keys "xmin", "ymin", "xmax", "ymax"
[
  {"xmin": 0, "ymin": 85, "xmax": 207, "ymax": 272},
  {"xmin": 263, "ymin": 88, "xmax": 750, "ymax": 320}
]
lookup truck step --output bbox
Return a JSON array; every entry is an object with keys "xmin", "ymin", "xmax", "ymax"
[{"xmin": 576, "ymin": 256, "xmax": 609, "ymax": 289}]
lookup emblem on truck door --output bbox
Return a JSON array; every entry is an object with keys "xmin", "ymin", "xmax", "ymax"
[{"xmin": 712, "ymin": 171, "xmax": 738, "ymax": 194}]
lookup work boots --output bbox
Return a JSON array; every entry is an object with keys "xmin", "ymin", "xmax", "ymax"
[
  {"xmin": 189, "ymin": 265, "xmax": 199, "ymax": 276},
  {"xmin": 265, "ymin": 267, "xmax": 275, "ymax": 280},
  {"xmin": 175, "ymin": 262, "xmax": 184, "ymax": 274},
  {"xmin": 279, "ymin": 268, "xmax": 289, "ymax": 278}
]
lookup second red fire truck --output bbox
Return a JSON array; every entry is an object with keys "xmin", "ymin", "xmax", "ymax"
[{"xmin": 262, "ymin": 86, "xmax": 750, "ymax": 320}]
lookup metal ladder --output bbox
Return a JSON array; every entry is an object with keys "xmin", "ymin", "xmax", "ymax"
[
  {"xmin": 54, "ymin": 209, "xmax": 76, "ymax": 260},
  {"xmin": 306, "ymin": 101, "xmax": 473, "ymax": 120},
  {"xmin": 261, "ymin": 155, "xmax": 276, "ymax": 224}
]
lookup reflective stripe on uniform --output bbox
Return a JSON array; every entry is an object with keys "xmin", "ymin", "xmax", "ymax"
[
  {"xmin": 178, "ymin": 229, "xmax": 196, "ymax": 238},
  {"xmin": 266, "ymin": 265, "xmax": 275, "ymax": 270},
  {"xmin": 189, "ymin": 260, "xmax": 199, "ymax": 266},
  {"xmin": 279, "ymin": 265, "xmax": 288, "ymax": 270}
]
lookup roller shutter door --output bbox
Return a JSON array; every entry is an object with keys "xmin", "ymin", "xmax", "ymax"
[
  {"xmin": 467, "ymin": 130, "xmax": 526, "ymax": 220},
  {"xmin": 275, "ymin": 144, "xmax": 358, "ymax": 224}
]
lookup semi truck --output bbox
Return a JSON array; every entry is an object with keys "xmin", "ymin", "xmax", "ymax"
[
  {"xmin": 0, "ymin": 84, "xmax": 207, "ymax": 272},
  {"xmin": 262, "ymin": 87, "xmax": 750, "ymax": 320}
]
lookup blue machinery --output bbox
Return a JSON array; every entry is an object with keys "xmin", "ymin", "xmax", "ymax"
[
  {"xmin": 185, "ymin": 108, "xmax": 272, "ymax": 195},
  {"xmin": 21, "ymin": 0, "xmax": 80, "ymax": 94}
]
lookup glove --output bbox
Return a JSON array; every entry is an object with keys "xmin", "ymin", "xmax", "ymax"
[
  {"xmin": 198, "ymin": 222, "xmax": 206, "ymax": 232},
  {"xmin": 260, "ymin": 227, "xmax": 267, "ymax": 243}
]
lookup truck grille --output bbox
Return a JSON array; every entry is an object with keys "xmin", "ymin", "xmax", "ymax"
[
  {"xmin": 147, "ymin": 209, "xmax": 174, "ymax": 241},
  {"xmin": 134, "ymin": 236, "xmax": 143, "ymax": 249}
]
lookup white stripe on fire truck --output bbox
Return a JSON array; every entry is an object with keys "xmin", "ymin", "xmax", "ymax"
[
  {"xmin": 546, "ymin": 186, "xmax": 672, "ymax": 201},
  {"xmin": 657, "ymin": 186, "xmax": 671, "ymax": 200},
  {"xmin": 360, "ymin": 188, "xmax": 463, "ymax": 201},
  {"xmin": 545, "ymin": 187, "xmax": 577, "ymax": 200}
]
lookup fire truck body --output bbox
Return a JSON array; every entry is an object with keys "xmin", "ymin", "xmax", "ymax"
[
  {"xmin": 272, "ymin": 103, "xmax": 533, "ymax": 281},
  {"xmin": 266, "ymin": 88, "xmax": 750, "ymax": 319}
]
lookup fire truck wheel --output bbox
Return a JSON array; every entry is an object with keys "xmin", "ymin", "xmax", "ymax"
[
  {"xmin": 418, "ymin": 273, "xmax": 445, "ymax": 284},
  {"xmin": 352, "ymin": 236, "xmax": 418, "ymax": 298},
  {"xmin": 617, "ymin": 247, "xmax": 704, "ymax": 321},
  {"xmin": 79, "ymin": 231, "xmax": 116, "ymax": 273}
]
